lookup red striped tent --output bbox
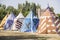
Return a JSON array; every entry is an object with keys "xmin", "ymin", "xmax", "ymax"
[{"xmin": 37, "ymin": 7, "xmax": 60, "ymax": 34}]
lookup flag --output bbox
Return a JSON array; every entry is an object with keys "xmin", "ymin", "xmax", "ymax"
[{"xmin": 4, "ymin": 12, "xmax": 16, "ymax": 30}]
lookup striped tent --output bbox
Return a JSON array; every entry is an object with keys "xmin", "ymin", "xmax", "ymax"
[
  {"xmin": 37, "ymin": 6, "xmax": 60, "ymax": 34},
  {"xmin": 55, "ymin": 16, "xmax": 60, "ymax": 34},
  {"xmin": 12, "ymin": 12, "xmax": 24, "ymax": 31},
  {"xmin": 4, "ymin": 13, "xmax": 16, "ymax": 30},
  {"xmin": 20, "ymin": 11, "xmax": 39, "ymax": 32},
  {"xmin": 0, "ymin": 14, "xmax": 9, "ymax": 30}
]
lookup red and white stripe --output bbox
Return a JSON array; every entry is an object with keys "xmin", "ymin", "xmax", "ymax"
[{"xmin": 37, "ymin": 16, "xmax": 58, "ymax": 34}]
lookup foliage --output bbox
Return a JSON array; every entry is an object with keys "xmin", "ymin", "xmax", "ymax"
[
  {"xmin": 50, "ymin": 7, "xmax": 54, "ymax": 12},
  {"xmin": 0, "ymin": 1, "xmax": 59, "ymax": 23},
  {"xmin": 57, "ymin": 14, "xmax": 60, "ymax": 18},
  {"xmin": 22, "ymin": 1, "xmax": 31, "ymax": 17},
  {"xmin": 0, "ymin": 7, "xmax": 7, "ymax": 20}
]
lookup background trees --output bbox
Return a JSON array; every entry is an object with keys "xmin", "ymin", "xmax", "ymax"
[
  {"xmin": 0, "ymin": 1, "xmax": 60, "ymax": 23},
  {"xmin": 0, "ymin": 5, "xmax": 6, "ymax": 20}
]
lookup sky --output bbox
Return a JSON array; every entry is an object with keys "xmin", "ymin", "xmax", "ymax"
[{"xmin": 0, "ymin": 0, "xmax": 60, "ymax": 14}]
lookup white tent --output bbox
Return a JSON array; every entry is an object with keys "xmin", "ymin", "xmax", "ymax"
[{"xmin": 12, "ymin": 12, "xmax": 24, "ymax": 31}]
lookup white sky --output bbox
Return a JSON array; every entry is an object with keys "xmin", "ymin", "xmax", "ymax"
[{"xmin": 0, "ymin": 0, "xmax": 60, "ymax": 14}]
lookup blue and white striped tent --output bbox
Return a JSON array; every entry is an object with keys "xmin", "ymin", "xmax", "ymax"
[
  {"xmin": 20, "ymin": 11, "xmax": 39, "ymax": 32},
  {"xmin": 4, "ymin": 12, "xmax": 16, "ymax": 30}
]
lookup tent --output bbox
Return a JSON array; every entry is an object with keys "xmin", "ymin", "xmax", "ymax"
[
  {"xmin": 55, "ymin": 17, "xmax": 60, "ymax": 34},
  {"xmin": 37, "ymin": 6, "xmax": 60, "ymax": 34},
  {"xmin": 4, "ymin": 13, "xmax": 16, "ymax": 30},
  {"xmin": 12, "ymin": 12, "xmax": 24, "ymax": 31},
  {"xmin": 20, "ymin": 11, "xmax": 39, "ymax": 32},
  {"xmin": 0, "ymin": 14, "xmax": 9, "ymax": 30},
  {"xmin": 33, "ymin": 16, "xmax": 39, "ymax": 32}
]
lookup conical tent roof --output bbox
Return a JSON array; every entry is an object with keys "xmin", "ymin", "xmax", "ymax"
[
  {"xmin": 14, "ymin": 12, "xmax": 24, "ymax": 23},
  {"xmin": 12, "ymin": 12, "xmax": 24, "ymax": 31},
  {"xmin": 4, "ymin": 12, "xmax": 16, "ymax": 30},
  {"xmin": 37, "ymin": 6, "xmax": 60, "ymax": 34},
  {"xmin": 16, "ymin": 12, "xmax": 24, "ymax": 18},
  {"xmin": 20, "ymin": 11, "xmax": 33, "ymax": 32},
  {"xmin": 0, "ymin": 14, "xmax": 9, "ymax": 29},
  {"xmin": 20, "ymin": 11, "xmax": 39, "ymax": 32}
]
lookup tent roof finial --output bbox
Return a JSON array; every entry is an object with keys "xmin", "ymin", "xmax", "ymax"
[{"xmin": 47, "ymin": 3, "xmax": 50, "ymax": 9}]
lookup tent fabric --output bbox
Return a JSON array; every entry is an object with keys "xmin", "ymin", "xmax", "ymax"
[
  {"xmin": 0, "ymin": 14, "xmax": 9, "ymax": 30},
  {"xmin": 12, "ymin": 12, "xmax": 24, "ymax": 31},
  {"xmin": 20, "ymin": 11, "xmax": 39, "ymax": 32},
  {"xmin": 37, "ymin": 7, "xmax": 60, "ymax": 34},
  {"xmin": 33, "ymin": 17, "xmax": 39, "ymax": 32},
  {"xmin": 4, "ymin": 13, "xmax": 16, "ymax": 30},
  {"xmin": 20, "ymin": 11, "xmax": 33, "ymax": 32},
  {"xmin": 55, "ymin": 17, "xmax": 60, "ymax": 34}
]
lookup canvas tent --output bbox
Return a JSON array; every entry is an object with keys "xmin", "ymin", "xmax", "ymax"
[
  {"xmin": 12, "ymin": 12, "xmax": 24, "ymax": 31},
  {"xmin": 55, "ymin": 15, "xmax": 60, "ymax": 34},
  {"xmin": 37, "ymin": 6, "xmax": 60, "ymax": 34},
  {"xmin": 4, "ymin": 13, "xmax": 16, "ymax": 30},
  {"xmin": 20, "ymin": 11, "xmax": 39, "ymax": 32},
  {"xmin": 33, "ymin": 16, "xmax": 39, "ymax": 32},
  {"xmin": 0, "ymin": 14, "xmax": 9, "ymax": 30}
]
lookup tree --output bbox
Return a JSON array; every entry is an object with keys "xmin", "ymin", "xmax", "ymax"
[
  {"xmin": 36, "ymin": 4, "xmax": 40, "ymax": 9},
  {"xmin": 13, "ymin": 9, "xmax": 19, "ymax": 16},
  {"xmin": 0, "ymin": 7, "xmax": 7, "ymax": 20},
  {"xmin": 22, "ymin": 1, "xmax": 30, "ymax": 17},
  {"xmin": 50, "ymin": 7, "xmax": 54, "ymax": 12},
  {"xmin": 2, "ymin": 5, "xmax": 6, "ymax": 9},
  {"xmin": 18, "ymin": 4, "xmax": 23, "ymax": 12},
  {"xmin": 6, "ymin": 6, "xmax": 14, "ymax": 13},
  {"xmin": 57, "ymin": 14, "xmax": 60, "ymax": 18},
  {"xmin": 0, "ymin": 4, "xmax": 1, "ymax": 7},
  {"xmin": 31, "ymin": 3, "xmax": 36, "ymax": 16}
]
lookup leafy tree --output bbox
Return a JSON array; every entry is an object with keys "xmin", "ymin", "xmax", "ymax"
[
  {"xmin": 36, "ymin": 4, "xmax": 40, "ymax": 9},
  {"xmin": 0, "ymin": 1, "xmax": 42, "ymax": 22},
  {"xmin": 1, "ymin": 5, "xmax": 6, "ymax": 9},
  {"xmin": 6, "ymin": 6, "xmax": 14, "ymax": 13},
  {"xmin": 31, "ymin": 3, "xmax": 36, "ymax": 16},
  {"xmin": 13, "ymin": 9, "xmax": 19, "ymax": 16},
  {"xmin": 0, "ymin": 7, "xmax": 7, "ymax": 20},
  {"xmin": 0, "ymin": 4, "xmax": 1, "ymax": 7},
  {"xmin": 50, "ymin": 7, "xmax": 54, "ymax": 12},
  {"xmin": 22, "ymin": 1, "xmax": 30, "ymax": 17},
  {"xmin": 18, "ymin": 4, "xmax": 23, "ymax": 12},
  {"xmin": 57, "ymin": 14, "xmax": 60, "ymax": 18}
]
